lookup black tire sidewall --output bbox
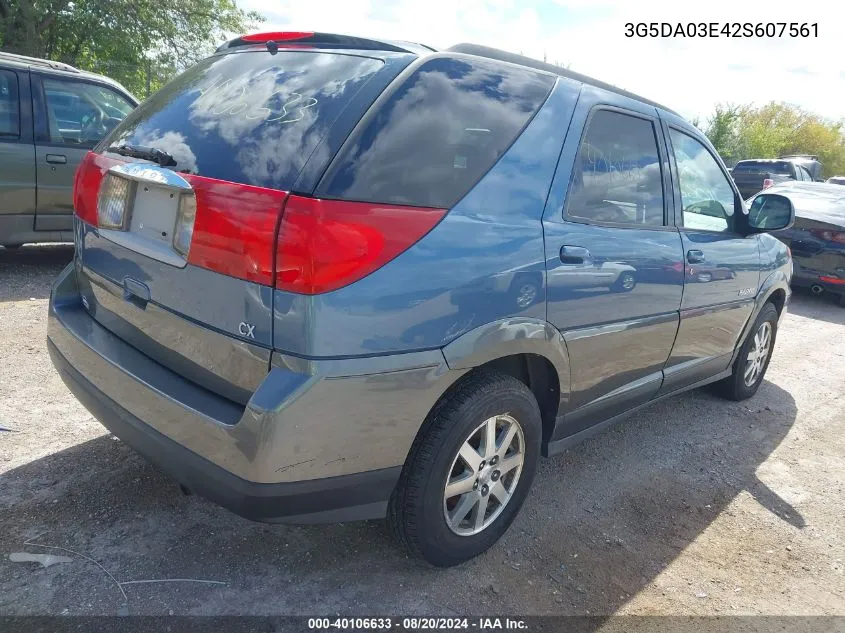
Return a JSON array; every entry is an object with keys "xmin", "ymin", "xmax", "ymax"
[
  {"xmin": 732, "ymin": 303, "xmax": 779, "ymax": 399},
  {"xmin": 414, "ymin": 377, "xmax": 541, "ymax": 565}
]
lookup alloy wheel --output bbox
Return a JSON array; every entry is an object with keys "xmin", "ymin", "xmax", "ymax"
[
  {"xmin": 744, "ymin": 321, "xmax": 772, "ymax": 387},
  {"xmin": 443, "ymin": 414, "xmax": 525, "ymax": 536}
]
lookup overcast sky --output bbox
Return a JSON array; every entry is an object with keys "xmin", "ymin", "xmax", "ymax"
[{"xmin": 241, "ymin": 0, "xmax": 844, "ymax": 124}]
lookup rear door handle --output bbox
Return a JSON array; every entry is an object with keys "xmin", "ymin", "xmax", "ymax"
[
  {"xmin": 686, "ymin": 249, "xmax": 705, "ymax": 264},
  {"xmin": 560, "ymin": 245, "xmax": 591, "ymax": 264},
  {"xmin": 46, "ymin": 154, "xmax": 67, "ymax": 164}
]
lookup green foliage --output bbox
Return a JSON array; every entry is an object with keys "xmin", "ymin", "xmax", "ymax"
[
  {"xmin": 0, "ymin": 0, "xmax": 263, "ymax": 97},
  {"xmin": 704, "ymin": 101, "xmax": 845, "ymax": 178}
]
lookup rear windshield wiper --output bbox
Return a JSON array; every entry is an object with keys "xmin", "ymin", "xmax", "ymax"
[{"xmin": 106, "ymin": 143, "xmax": 177, "ymax": 168}]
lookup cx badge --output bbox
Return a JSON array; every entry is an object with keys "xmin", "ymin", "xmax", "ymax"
[{"xmin": 238, "ymin": 322, "xmax": 256, "ymax": 339}]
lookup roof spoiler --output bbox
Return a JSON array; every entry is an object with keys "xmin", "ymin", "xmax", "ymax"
[{"xmin": 217, "ymin": 31, "xmax": 425, "ymax": 54}]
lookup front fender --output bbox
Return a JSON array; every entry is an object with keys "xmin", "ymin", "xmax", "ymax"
[{"xmin": 441, "ymin": 317, "xmax": 571, "ymax": 407}]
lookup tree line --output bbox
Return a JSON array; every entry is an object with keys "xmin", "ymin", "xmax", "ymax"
[
  {"xmin": 696, "ymin": 103, "xmax": 845, "ymax": 178},
  {"xmin": 0, "ymin": 0, "xmax": 262, "ymax": 97}
]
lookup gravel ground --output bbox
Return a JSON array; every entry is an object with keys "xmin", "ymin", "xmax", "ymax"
[{"xmin": 0, "ymin": 244, "xmax": 843, "ymax": 617}]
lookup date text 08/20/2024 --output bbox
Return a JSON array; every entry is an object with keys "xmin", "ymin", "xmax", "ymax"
[{"xmin": 307, "ymin": 617, "xmax": 528, "ymax": 630}]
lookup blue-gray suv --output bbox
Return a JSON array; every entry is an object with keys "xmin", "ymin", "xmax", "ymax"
[{"xmin": 47, "ymin": 33, "xmax": 795, "ymax": 566}]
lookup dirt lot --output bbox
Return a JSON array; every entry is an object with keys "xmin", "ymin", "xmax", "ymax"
[{"xmin": 0, "ymin": 244, "xmax": 843, "ymax": 617}]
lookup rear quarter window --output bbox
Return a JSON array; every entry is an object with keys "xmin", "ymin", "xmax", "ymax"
[
  {"xmin": 104, "ymin": 51, "xmax": 385, "ymax": 190},
  {"xmin": 317, "ymin": 56, "xmax": 555, "ymax": 208}
]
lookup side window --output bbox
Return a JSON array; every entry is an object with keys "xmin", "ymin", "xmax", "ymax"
[
  {"xmin": 318, "ymin": 57, "xmax": 555, "ymax": 208},
  {"xmin": 669, "ymin": 129, "xmax": 736, "ymax": 233},
  {"xmin": 798, "ymin": 166, "xmax": 811, "ymax": 181},
  {"xmin": 42, "ymin": 78, "xmax": 134, "ymax": 148},
  {"xmin": 0, "ymin": 69, "xmax": 20, "ymax": 138},
  {"xmin": 565, "ymin": 109, "xmax": 664, "ymax": 227}
]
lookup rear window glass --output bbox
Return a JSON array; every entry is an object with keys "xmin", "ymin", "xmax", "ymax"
[
  {"xmin": 733, "ymin": 161, "xmax": 792, "ymax": 175},
  {"xmin": 104, "ymin": 51, "xmax": 384, "ymax": 189},
  {"xmin": 318, "ymin": 56, "xmax": 555, "ymax": 208}
]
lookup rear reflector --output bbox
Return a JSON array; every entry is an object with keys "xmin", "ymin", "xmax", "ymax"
[{"xmin": 275, "ymin": 195, "xmax": 446, "ymax": 294}]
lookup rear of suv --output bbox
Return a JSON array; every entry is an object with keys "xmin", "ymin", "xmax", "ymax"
[
  {"xmin": 48, "ymin": 33, "xmax": 794, "ymax": 567},
  {"xmin": 0, "ymin": 52, "xmax": 137, "ymax": 248}
]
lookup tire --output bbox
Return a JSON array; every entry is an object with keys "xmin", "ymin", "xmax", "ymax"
[
  {"xmin": 714, "ymin": 302, "xmax": 779, "ymax": 401},
  {"xmin": 612, "ymin": 271, "xmax": 636, "ymax": 293},
  {"xmin": 388, "ymin": 371, "xmax": 542, "ymax": 567}
]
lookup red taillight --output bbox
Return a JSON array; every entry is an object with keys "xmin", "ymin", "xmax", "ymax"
[
  {"xmin": 810, "ymin": 229, "xmax": 845, "ymax": 245},
  {"xmin": 74, "ymin": 154, "xmax": 444, "ymax": 292},
  {"xmin": 275, "ymin": 195, "xmax": 446, "ymax": 295},
  {"xmin": 241, "ymin": 31, "xmax": 314, "ymax": 42},
  {"xmin": 820, "ymin": 276, "xmax": 845, "ymax": 285},
  {"xmin": 762, "ymin": 178, "xmax": 775, "ymax": 189},
  {"xmin": 184, "ymin": 176, "xmax": 288, "ymax": 286},
  {"xmin": 73, "ymin": 151, "xmax": 122, "ymax": 225}
]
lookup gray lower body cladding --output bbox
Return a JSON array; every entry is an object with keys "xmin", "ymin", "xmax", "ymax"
[{"xmin": 47, "ymin": 263, "xmax": 464, "ymax": 522}]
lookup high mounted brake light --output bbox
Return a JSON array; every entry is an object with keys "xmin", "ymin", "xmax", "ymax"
[
  {"xmin": 240, "ymin": 31, "xmax": 314, "ymax": 43},
  {"xmin": 217, "ymin": 31, "xmax": 412, "ymax": 53}
]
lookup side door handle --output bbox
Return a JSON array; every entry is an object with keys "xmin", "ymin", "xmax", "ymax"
[
  {"xmin": 560, "ymin": 245, "xmax": 591, "ymax": 265},
  {"xmin": 46, "ymin": 154, "xmax": 67, "ymax": 164},
  {"xmin": 686, "ymin": 249, "xmax": 705, "ymax": 264}
]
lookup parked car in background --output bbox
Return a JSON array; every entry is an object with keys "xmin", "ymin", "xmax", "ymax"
[
  {"xmin": 780, "ymin": 155, "xmax": 824, "ymax": 181},
  {"xmin": 758, "ymin": 182, "xmax": 845, "ymax": 306},
  {"xmin": 731, "ymin": 159, "xmax": 815, "ymax": 199},
  {"xmin": 0, "ymin": 52, "xmax": 137, "ymax": 248},
  {"xmin": 48, "ymin": 33, "xmax": 795, "ymax": 567},
  {"xmin": 826, "ymin": 176, "xmax": 845, "ymax": 186}
]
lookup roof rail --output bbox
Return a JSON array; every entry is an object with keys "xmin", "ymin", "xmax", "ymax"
[
  {"xmin": 217, "ymin": 31, "xmax": 420, "ymax": 54},
  {"xmin": 0, "ymin": 51, "xmax": 80, "ymax": 73},
  {"xmin": 447, "ymin": 43, "xmax": 677, "ymax": 115},
  {"xmin": 780, "ymin": 154, "xmax": 819, "ymax": 161}
]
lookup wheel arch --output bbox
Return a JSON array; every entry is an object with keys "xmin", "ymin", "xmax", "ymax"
[
  {"xmin": 731, "ymin": 271, "xmax": 790, "ymax": 366},
  {"xmin": 440, "ymin": 318, "xmax": 570, "ymax": 445}
]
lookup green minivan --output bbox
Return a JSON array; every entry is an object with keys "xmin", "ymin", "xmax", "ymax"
[{"xmin": 0, "ymin": 52, "xmax": 137, "ymax": 248}]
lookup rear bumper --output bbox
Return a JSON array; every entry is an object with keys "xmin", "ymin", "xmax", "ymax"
[
  {"xmin": 48, "ymin": 338, "xmax": 399, "ymax": 522},
  {"xmin": 792, "ymin": 269, "xmax": 845, "ymax": 296},
  {"xmin": 48, "ymin": 263, "xmax": 460, "ymax": 522}
]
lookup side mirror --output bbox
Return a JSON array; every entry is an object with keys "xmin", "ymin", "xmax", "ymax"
[{"xmin": 747, "ymin": 193, "xmax": 795, "ymax": 233}]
